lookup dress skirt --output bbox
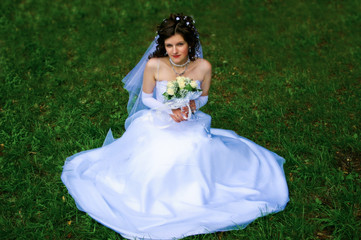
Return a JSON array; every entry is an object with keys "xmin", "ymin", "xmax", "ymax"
[{"xmin": 61, "ymin": 110, "xmax": 289, "ymax": 240}]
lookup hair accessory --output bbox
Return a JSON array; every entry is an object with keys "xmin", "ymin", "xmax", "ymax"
[
  {"xmin": 176, "ymin": 17, "xmax": 180, "ymax": 21},
  {"xmin": 186, "ymin": 22, "xmax": 190, "ymax": 26}
]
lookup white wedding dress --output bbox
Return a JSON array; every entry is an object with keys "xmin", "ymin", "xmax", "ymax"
[{"xmin": 61, "ymin": 80, "xmax": 289, "ymax": 240}]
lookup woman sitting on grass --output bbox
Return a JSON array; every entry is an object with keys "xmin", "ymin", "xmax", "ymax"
[{"xmin": 61, "ymin": 13, "xmax": 289, "ymax": 240}]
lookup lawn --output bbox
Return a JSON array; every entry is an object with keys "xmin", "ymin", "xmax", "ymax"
[{"xmin": 1, "ymin": 0, "xmax": 360, "ymax": 239}]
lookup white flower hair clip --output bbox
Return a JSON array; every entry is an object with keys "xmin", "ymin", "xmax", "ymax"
[{"xmin": 175, "ymin": 16, "xmax": 180, "ymax": 21}]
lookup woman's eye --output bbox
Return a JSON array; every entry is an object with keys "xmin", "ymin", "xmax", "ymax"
[{"xmin": 177, "ymin": 43, "xmax": 184, "ymax": 46}]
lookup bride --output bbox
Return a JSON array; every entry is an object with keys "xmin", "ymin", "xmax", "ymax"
[{"xmin": 61, "ymin": 13, "xmax": 289, "ymax": 240}]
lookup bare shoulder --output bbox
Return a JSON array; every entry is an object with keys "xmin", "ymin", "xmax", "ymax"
[
  {"xmin": 145, "ymin": 57, "xmax": 159, "ymax": 69},
  {"xmin": 195, "ymin": 58, "xmax": 212, "ymax": 72}
]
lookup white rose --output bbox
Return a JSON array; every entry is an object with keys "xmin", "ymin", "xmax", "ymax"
[
  {"xmin": 167, "ymin": 88, "xmax": 175, "ymax": 95},
  {"xmin": 167, "ymin": 81, "xmax": 174, "ymax": 88},
  {"xmin": 177, "ymin": 76, "xmax": 186, "ymax": 81},
  {"xmin": 177, "ymin": 78, "xmax": 186, "ymax": 89},
  {"xmin": 190, "ymin": 80, "xmax": 198, "ymax": 88},
  {"xmin": 179, "ymin": 81, "xmax": 186, "ymax": 89}
]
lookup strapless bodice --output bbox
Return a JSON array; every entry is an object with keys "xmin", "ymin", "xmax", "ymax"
[{"xmin": 155, "ymin": 80, "xmax": 201, "ymax": 102}]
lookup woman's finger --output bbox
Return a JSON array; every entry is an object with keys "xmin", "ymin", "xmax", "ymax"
[
  {"xmin": 181, "ymin": 107, "xmax": 189, "ymax": 118},
  {"xmin": 170, "ymin": 114, "xmax": 180, "ymax": 122}
]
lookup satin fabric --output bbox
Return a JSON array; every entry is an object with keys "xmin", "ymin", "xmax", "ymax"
[{"xmin": 61, "ymin": 81, "xmax": 289, "ymax": 240}]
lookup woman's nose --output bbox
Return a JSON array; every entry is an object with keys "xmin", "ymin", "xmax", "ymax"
[{"xmin": 172, "ymin": 46, "xmax": 177, "ymax": 53}]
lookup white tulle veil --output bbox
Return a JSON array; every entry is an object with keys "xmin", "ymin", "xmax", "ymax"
[{"xmin": 122, "ymin": 36, "xmax": 203, "ymax": 128}]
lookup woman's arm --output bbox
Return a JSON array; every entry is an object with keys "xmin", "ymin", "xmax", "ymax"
[
  {"xmin": 142, "ymin": 58, "xmax": 157, "ymax": 94},
  {"xmin": 190, "ymin": 59, "xmax": 212, "ymax": 112},
  {"xmin": 200, "ymin": 59, "xmax": 212, "ymax": 96},
  {"xmin": 141, "ymin": 59, "xmax": 169, "ymax": 111}
]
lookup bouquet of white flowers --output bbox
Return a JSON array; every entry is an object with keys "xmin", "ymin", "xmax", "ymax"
[{"xmin": 163, "ymin": 76, "xmax": 202, "ymax": 113}]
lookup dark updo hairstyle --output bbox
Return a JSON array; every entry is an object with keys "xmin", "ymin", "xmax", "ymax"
[{"xmin": 149, "ymin": 13, "xmax": 200, "ymax": 61}]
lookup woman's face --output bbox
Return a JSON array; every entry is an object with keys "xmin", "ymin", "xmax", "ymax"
[{"xmin": 164, "ymin": 33, "xmax": 189, "ymax": 65}]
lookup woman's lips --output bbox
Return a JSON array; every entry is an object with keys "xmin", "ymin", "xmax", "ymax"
[{"xmin": 172, "ymin": 55, "xmax": 180, "ymax": 58}]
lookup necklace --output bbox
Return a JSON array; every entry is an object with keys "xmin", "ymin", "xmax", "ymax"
[
  {"xmin": 169, "ymin": 57, "xmax": 190, "ymax": 76},
  {"xmin": 171, "ymin": 63, "xmax": 188, "ymax": 76},
  {"xmin": 169, "ymin": 57, "xmax": 190, "ymax": 67}
]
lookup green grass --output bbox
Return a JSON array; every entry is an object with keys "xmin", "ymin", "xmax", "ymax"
[{"xmin": 1, "ymin": 0, "xmax": 360, "ymax": 239}]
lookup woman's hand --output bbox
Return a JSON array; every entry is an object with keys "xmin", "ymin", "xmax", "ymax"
[
  {"xmin": 170, "ymin": 108, "xmax": 189, "ymax": 122},
  {"xmin": 189, "ymin": 100, "xmax": 196, "ymax": 113}
]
